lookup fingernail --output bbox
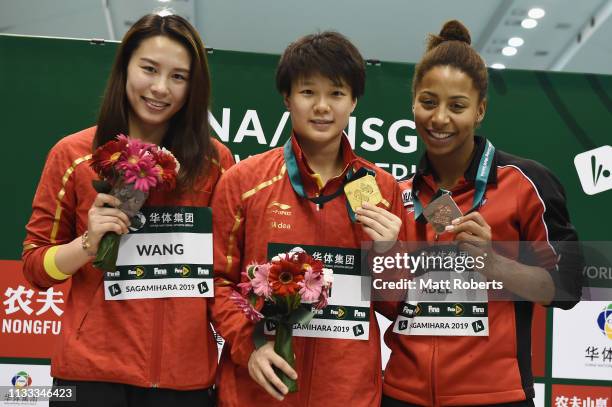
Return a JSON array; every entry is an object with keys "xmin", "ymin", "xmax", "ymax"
[
  {"xmin": 445, "ymin": 225, "xmax": 454, "ymax": 231},
  {"xmin": 362, "ymin": 202, "xmax": 370, "ymax": 208},
  {"xmin": 451, "ymin": 218, "xmax": 461, "ymax": 225}
]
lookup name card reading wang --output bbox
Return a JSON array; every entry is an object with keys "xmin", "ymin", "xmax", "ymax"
[
  {"xmin": 104, "ymin": 206, "xmax": 213, "ymax": 300},
  {"xmin": 264, "ymin": 243, "xmax": 370, "ymax": 341}
]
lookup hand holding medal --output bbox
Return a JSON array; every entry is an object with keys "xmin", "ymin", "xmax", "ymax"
[
  {"xmin": 346, "ymin": 175, "xmax": 402, "ymax": 252},
  {"xmin": 421, "ymin": 193, "xmax": 498, "ymax": 277},
  {"xmin": 446, "ymin": 210, "xmax": 499, "ymax": 278}
]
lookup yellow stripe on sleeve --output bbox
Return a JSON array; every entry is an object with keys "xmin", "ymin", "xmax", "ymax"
[{"xmin": 43, "ymin": 246, "xmax": 71, "ymax": 281}]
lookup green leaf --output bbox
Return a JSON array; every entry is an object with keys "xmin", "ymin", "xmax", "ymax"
[
  {"xmin": 92, "ymin": 232, "xmax": 120, "ymax": 272},
  {"xmin": 273, "ymin": 321, "xmax": 298, "ymax": 393},
  {"xmin": 252, "ymin": 320, "xmax": 268, "ymax": 350}
]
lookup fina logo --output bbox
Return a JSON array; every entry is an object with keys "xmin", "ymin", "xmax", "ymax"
[
  {"xmin": 597, "ymin": 303, "xmax": 612, "ymax": 340},
  {"xmin": 11, "ymin": 371, "xmax": 32, "ymax": 388},
  {"xmin": 135, "ymin": 266, "xmax": 146, "ymax": 279}
]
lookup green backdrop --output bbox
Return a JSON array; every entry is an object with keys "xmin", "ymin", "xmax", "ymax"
[
  {"xmin": 1, "ymin": 34, "xmax": 611, "ymax": 405},
  {"xmin": 1, "ymin": 34, "xmax": 611, "ymax": 263}
]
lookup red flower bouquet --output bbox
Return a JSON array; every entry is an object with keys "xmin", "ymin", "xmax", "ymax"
[
  {"xmin": 90, "ymin": 134, "xmax": 179, "ymax": 271},
  {"xmin": 231, "ymin": 248, "xmax": 334, "ymax": 392}
]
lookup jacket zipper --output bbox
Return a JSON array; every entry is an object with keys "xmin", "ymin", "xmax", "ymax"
[
  {"xmin": 305, "ymin": 190, "xmax": 325, "ymax": 405},
  {"xmin": 302, "ymin": 183, "xmax": 328, "ymax": 405},
  {"xmin": 150, "ymin": 299, "xmax": 166, "ymax": 387}
]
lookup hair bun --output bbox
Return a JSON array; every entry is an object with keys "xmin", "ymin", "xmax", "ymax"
[
  {"xmin": 427, "ymin": 20, "xmax": 471, "ymax": 50},
  {"xmin": 440, "ymin": 20, "xmax": 471, "ymax": 44}
]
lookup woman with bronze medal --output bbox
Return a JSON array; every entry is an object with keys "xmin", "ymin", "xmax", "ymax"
[
  {"xmin": 382, "ymin": 20, "xmax": 582, "ymax": 407},
  {"xmin": 22, "ymin": 13, "xmax": 233, "ymax": 407}
]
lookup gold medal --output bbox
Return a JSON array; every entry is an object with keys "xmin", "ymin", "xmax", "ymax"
[{"xmin": 344, "ymin": 174, "xmax": 383, "ymax": 212}]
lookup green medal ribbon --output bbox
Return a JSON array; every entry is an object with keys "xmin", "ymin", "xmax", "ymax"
[
  {"xmin": 413, "ymin": 139, "xmax": 495, "ymax": 222},
  {"xmin": 283, "ymin": 137, "xmax": 375, "ymax": 222}
]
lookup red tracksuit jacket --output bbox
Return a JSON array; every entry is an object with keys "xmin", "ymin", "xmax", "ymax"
[
  {"xmin": 383, "ymin": 136, "xmax": 582, "ymax": 406},
  {"xmin": 210, "ymin": 133, "xmax": 408, "ymax": 406},
  {"xmin": 22, "ymin": 126, "xmax": 234, "ymax": 389}
]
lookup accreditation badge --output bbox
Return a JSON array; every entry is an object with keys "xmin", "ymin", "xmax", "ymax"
[
  {"xmin": 264, "ymin": 243, "xmax": 370, "ymax": 340},
  {"xmin": 343, "ymin": 174, "xmax": 383, "ymax": 212},
  {"xmin": 393, "ymin": 268, "xmax": 489, "ymax": 336},
  {"xmin": 103, "ymin": 206, "xmax": 213, "ymax": 300}
]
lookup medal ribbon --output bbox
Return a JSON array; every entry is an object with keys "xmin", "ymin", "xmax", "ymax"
[
  {"xmin": 283, "ymin": 137, "xmax": 374, "ymax": 221},
  {"xmin": 413, "ymin": 139, "xmax": 495, "ymax": 222}
]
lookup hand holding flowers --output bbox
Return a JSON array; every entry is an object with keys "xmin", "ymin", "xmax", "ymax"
[
  {"xmin": 232, "ymin": 248, "xmax": 333, "ymax": 397},
  {"xmin": 88, "ymin": 135, "xmax": 179, "ymax": 271}
]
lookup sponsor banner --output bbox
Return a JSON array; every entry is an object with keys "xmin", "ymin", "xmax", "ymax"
[
  {"xmin": 266, "ymin": 243, "xmax": 369, "ymax": 340},
  {"xmin": 210, "ymin": 324, "xmax": 225, "ymax": 361},
  {"xmin": 574, "ymin": 145, "xmax": 612, "ymax": 196},
  {"xmin": 552, "ymin": 302, "xmax": 612, "ymax": 380},
  {"xmin": 533, "ymin": 383, "xmax": 545, "ymax": 407},
  {"xmin": 129, "ymin": 206, "xmax": 212, "ymax": 234},
  {"xmin": 1, "ymin": 260, "xmax": 68, "ymax": 359},
  {"xmin": 268, "ymin": 243, "xmax": 362, "ymax": 276},
  {"xmin": 301, "ymin": 305, "xmax": 369, "ymax": 322},
  {"xmin": 377, "ymin": 313, "xmax": 393, "ymax": 370},
  {"xmin": 551, "ymin": 384, "xmax": 611, "ymax": 407},
  {"xmin": 399, "ymin": 301, "xmax": 488, "ymax": 318},
  {"xmin": 104, "ymin": 278, "xmax": 212, "ymax": 300},
  {"xmin": 107, "ymin": 264, "xmax": 212, "ymax": 280},
  {"xmin": 581, "ymin": 242, "xmax": 612, "ymax": 299},
  {"xmin": 0, "ymin": 363, "xmax": 52, "ymax": 406}
]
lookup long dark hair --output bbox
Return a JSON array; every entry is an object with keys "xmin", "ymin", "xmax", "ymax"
[{"xmin": 94, "ymin": 13, "xmax": 216, "ymax": 190}]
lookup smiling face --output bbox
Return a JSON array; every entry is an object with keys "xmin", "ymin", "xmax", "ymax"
[
  {"xmin": 413, "ymin": 65, "xmax": 486, "ymax": 160},
  {"xmin": 284, "ymin": 73, "xmax": 357, "ymax": 149},
  {"xmin": 125, "ymin": 35, "xmax": 191, "ymax": 141}
]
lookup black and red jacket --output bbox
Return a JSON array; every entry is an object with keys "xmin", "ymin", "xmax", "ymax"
[{"xmin": 383, "ymin": 136, "xmax": 582, "ymax": 406}]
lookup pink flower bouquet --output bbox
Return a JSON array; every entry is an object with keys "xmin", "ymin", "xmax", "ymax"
[
  {"xmin": 231, "ymin": 248, "xmax": 333, "ymax": 392},
  {"xmin": 90, "ymin": 135, "xmax": 179, "ymax": 271}
]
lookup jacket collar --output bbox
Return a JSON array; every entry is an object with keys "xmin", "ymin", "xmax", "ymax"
[
  {"xmin": 413, "ymin": 135, "xmax": 498, "ymax": 191},
  {"xmin": 290, "ymin": 131, "xmax": 358, "ymax": 190}
]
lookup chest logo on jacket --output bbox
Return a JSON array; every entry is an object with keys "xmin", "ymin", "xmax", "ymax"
[
  {"xmin": 267, "ymin": 201, "xmax": 293, "ymax": 230},
  {"xmin": 402, "ymin": 189, "xmax": 414, "ymax": 208}
]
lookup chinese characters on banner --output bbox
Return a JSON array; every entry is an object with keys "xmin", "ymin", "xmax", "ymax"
[{"xmin": 0, "ymin": 260, "xmax": 69, "ymax": 359}]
